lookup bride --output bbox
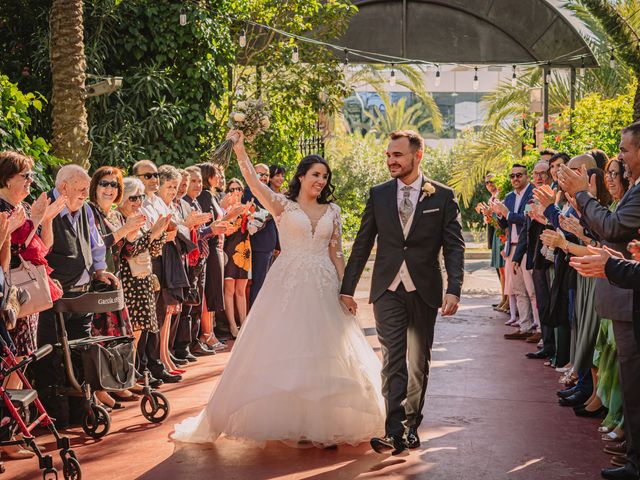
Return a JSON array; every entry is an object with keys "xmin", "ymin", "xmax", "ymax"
[{"xmin": 172, "ymin": 131, "xmax": 385, "ymax": 447}]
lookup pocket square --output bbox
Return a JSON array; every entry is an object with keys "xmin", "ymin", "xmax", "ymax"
[{"xmin": 423, "ymin": 208, "xmax": 440, "ymax": 214}]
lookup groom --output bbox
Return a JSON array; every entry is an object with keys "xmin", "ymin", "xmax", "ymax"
[{"xmin": 340, "ymin": 130, "xmax": 465, "ymax": 455}]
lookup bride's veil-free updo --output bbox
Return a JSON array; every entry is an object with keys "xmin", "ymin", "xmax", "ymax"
[{"xmin": 285, "ymin": 154, "xmax": 336, "ymax": 205}]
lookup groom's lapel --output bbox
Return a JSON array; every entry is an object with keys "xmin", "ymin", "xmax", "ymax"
[
  {"xmin": 384, "ymin": 180, "xmax": 404, "ymax": 239},
  {"xmin": 407, "ymin": 177, "xmax": 433, "ymax": 238}
]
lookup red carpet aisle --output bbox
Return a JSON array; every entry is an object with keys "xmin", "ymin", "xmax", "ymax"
[{"xmin": 9, "ymin": 295, "xmax": 606, "ymax": 479}]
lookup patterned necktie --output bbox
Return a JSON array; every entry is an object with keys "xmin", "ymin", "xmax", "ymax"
[{"xmin": 399, "ymin": 186, "xmax": 414, "ymax": 227}]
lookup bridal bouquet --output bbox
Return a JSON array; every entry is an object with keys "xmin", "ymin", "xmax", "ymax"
[{"xmin": 211, "ymin": 98, "xmax": 271, "ymax": 167}]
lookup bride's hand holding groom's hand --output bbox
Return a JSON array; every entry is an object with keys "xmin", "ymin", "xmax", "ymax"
[
  {"xmin": 441, "ymin": 294, "xmax": 459, "ymax": 316},
  {"xmin": 340, "ymin": 295, "xmax": 358, "ymax": 315}
]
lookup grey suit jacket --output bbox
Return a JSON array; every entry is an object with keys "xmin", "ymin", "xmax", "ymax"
[{"xmin": 576, "ymin": 182, "xmax": 640, "ymax": 322}]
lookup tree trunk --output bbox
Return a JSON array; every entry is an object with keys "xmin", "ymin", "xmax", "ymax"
[
  {"xmin": 634, "ymin": 77, "xmax": 640, "ymax": 122},
  {"xmin": 50, "ymin": 0, "xmax": 91, "ymax": 168}
]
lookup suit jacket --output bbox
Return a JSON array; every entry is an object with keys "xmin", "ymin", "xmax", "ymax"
[
  {"xmin": 496, "ymin": 183, "xmax": 535, "ymax": 256},
  {"xmin": 577, "ymin": 183, "xmax": 640, "ymax": 322},
  {"xmin": 512, "ymin": 216, "xmax": 552, "ymax": 270},
  {"xmin": 341, "ymin": 178, "xmax": 465, "ymax": 308},
  {"xmin": 605, "ymin": 257, "xmax": 640, "ymax": 347},
  {"xmin": 242, "ymin": 187, "xmax": 278, "ymax": 253}
]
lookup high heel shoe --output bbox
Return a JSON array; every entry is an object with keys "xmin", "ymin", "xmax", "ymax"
[
  {"xmin": 574, "ymin": 405, "xmax": 608, "ymax": 418},
  {"xmin": 603, "ymin": 430, "xmax": 625, "ymax": 442},
  {"xmin": 170, "ymin": 369, "xmax": 186, "ymax": 375}
]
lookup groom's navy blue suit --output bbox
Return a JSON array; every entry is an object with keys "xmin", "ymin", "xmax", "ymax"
[{"xmin": 341, "ymin": 177, "xmax": 465, "ymax": 437}]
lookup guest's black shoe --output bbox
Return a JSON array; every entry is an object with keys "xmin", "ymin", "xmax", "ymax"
[
  {"xmin": 558, "ymin": 391, "xmax": 591, "ymax": 407},
  {"xmin": 370, "ymin": 435, "xmax": 408, "ymax": 456},
  {"xmin": 556, "ymin": 386, "xmax": 579, "ymax": 399},
  {"xmin": 405, "ymin": 427, "xmax": 421, "ymax": 449},
  {"xmin": 156, "ymin": 371, "xmax": 182, "ymax": 383},
  {"xmin": 191, "ymin": 344, "xmax": 215, "ymax": 356},
  {"xmin": 601, "ymin": 463, "xmax": 640, "ymax": 480},
  {"xmin": 149, "ymin": 376, "xmax": 163, "ymax": 389},
  {"xmin": 526, "ymin": 349, "xmax": 551, "ymax": 359},
  {"xmin": 574, "ymin": 405, "xmax": 608, "ymax": 418},
  {"xmin": 174, "ymin": 357, "xmax": 189, "ymax": 366}
]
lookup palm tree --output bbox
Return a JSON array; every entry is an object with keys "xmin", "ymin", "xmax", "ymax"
[
  {"xmin": 365, "ymin": 94, "xmax": 434, "ymax": 136},
  {"xmin": 50, "ymin": 0, "xmax": 92, "ymax": 167},
  {"xmin": 572, "ymin": 0, "xmax": 640, "ymax": 120}
]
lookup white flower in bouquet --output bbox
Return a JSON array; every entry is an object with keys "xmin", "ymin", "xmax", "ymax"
[{"xmin": 210, "ymin": 97, "xmax": 271, "ymax": 167}]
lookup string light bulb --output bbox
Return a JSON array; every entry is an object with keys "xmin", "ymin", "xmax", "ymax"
[
  {"xmin": 179, "ymin": 10, "xmax": 187, "ymax": 26},
  {"xmin": 473, "ymin": 67, "xmax": 479, "ymax": 90},
  {"xmin": 580, "ymin": 57, "xmax": 585, "ymax": 77},
  {"xmin": 545, "ymin": 65, "xmax": 551, "ymax": 84},
  {"xmin": 609, "ymin": 49, "xmax": 616, "ymax": 69},
  {"xmin": 434, "ymin": 65, "xmax": 441, "ymax": 87},
  {"xmin": 511, "ymin": 65, "xmax": 517, "ymax": 87},
  {"xmin": 343, "ymin": 49, "xmax": 349, "ymax": 67},
  {"xmin": 239, "ymin": 29, "xmax": 247, "ymax": 48},
  {"xmin": 291, "ymin": 45, "xmax": 299, "ymax": 63},
  {"xmin": 389, "ymin": 64, "xmax": 396, "ymax": 87}
]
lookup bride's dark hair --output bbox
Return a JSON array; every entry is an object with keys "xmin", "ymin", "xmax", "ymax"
[{"xmin": 285, "ymin": 154, "xmax": 336, "ymax": 204}]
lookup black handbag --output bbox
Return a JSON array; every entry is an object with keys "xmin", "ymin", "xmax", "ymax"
[
  {"xmin": 79, "ymin": 338, "xmax": 136, "ymax": 391},
  {"xmin": 183, "ymin": 287, "xmax": 201, "ymax": 306}
]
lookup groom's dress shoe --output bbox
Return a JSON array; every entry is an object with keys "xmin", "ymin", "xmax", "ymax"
[
  {"xmin": 557, "ymin": 386, "xmax": 578, "ymax": 398},
  {"xmin": 405, "ymin": 427, "xmax": 421, "ymax": 449},
  {"xmin": 601, "ymin": 463, "xmax": 640, "ymax": 480},
  {"xmin": 370, "ymin": 435, "xmax": 407, "ymax": 456}
]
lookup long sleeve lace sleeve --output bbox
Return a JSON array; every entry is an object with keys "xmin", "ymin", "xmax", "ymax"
[
  {"xmin": 234, "ymin": 143, "xmax": 287, "ymax": 219},
  {"xmin": 328, "ymin": 204, "xmax": 345, "ymax": 282}
]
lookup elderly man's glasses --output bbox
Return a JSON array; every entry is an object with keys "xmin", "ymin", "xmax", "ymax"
[
  {"xmin": 509, "ymin": 173, "xmax": 525, "ymax": 179},
  {"xmin": 257, "ymin": 172, "xmax": 269, "ymax": 178},
  {"xmin": 98, "ymin": 180, "xmax": 119, "ymax": 189},
  {"xmin": 533, "ymin": 172, "xmax": 548, "ymax": 178},
  {"xmin": 137, "ymin": 172, "xmax": 159, "ymax": 180},
  {"xmin": 128, "ymin": 194, "xmax": 146, "ymax": 203}
]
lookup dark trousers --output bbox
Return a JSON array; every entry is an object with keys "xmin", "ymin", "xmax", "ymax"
[
  {"xmin": 174, "ymin": 262, "xmax": 206, "ymax": 354},
  {"xmin": 249, "ymin": 250, "xmax": 273, "ymax": 307},
  {"xmin": 532, "ymin": 268, "xmax": 555, "ymax": 355},
  {"xmin": 136, "ymin": 330, "xmax": 163, "ymax": 377},
  {"xmin": 373, "ymin": 285, "xmax": 437, "ymax": 436},
  {"xmin": 613, "ymin": 320, "xmax": 640, "ymax": 469},
  {"xmin": 34, "ymin": 303, "xmax": 92, "ymax": 427}
]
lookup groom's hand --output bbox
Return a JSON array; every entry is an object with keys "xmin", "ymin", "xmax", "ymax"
[
  {"xmin": 340, "ymin": 295, "xmax": 358, "ymax": 315},
  {"xmin": 441, "ymin": 294, "xmax": 459, "ymax": 316}
]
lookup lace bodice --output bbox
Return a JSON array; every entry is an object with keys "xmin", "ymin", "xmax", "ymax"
[{"xmin": 272, "ymin": 196, "xmax": 342, "ymax": 258}]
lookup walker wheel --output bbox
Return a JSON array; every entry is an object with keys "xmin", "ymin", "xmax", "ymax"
[
  {"xmin": 141, "ymin": 391, "xmax": 170, "ymax": 423},
  {"xmin": 62, "ymin": 456, "xmax": 81, "ymax": 480},
  {"xmin": 43, "ymin": 468, "xmax": 58, "ymax": 480},
  {"xmin": 82, "ymin": 404, "xmax": 111, "ymax": 438}
]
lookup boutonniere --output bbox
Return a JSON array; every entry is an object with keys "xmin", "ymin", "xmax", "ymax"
[{"xmin": 420, "ymin": 182, "xmax": 436, "ymax": 202}]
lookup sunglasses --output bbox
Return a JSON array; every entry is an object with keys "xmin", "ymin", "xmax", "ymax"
[
  {"xmin": 509, "ymin": 173, "xmax": 525, "ymax": 179},
  {"xmin": 605, "ymin": 171, "xmax": 620, "ymax": 179},
  {"xmin": 137, "ymin": 172, "xmax": 159, "ymax": 180},
  {"xmin": 228, "ymin": 187, "xmax": 243, "ymax": 193},
  {"xmin": 128, "ymin": 194, "xmax": 146, "ymax": 203},
  {"xmin": 98, "ymin": 180, "xmax": 119, "ymax": 189},
  {"xmin": 257, "ymin": 172, "xmax": 269, "ymax": 178},
  {"xmin": 19, "ymin": 171, "xmax": 34, "ymax": 181}
]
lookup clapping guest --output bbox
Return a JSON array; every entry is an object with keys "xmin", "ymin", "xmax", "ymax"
[
  {"xmin": 243, "ymin": 163, "xmax": 278, "ymax": 307},
  {"xmin": 116, "ymin": 178, "xmax": 171, "ymax": 388},
  {"xmin": 223, "ymin": 179, "xmax": 252, "ymax": 338}
]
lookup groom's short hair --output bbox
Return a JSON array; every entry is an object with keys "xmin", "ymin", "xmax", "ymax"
[{"xmin": 390, "ymin": 130, "xmax": 424, "ymax": 152}]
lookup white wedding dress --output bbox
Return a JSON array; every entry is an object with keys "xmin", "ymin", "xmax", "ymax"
[{"xmin": 173, "ymin": 190, "xmax": 385, "ymax": 446}]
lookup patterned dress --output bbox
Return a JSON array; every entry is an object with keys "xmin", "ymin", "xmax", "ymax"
[
  {"xmin": 118, "ymin": 230, "xmax": 165, "ymax": 332},
  {"xmin": 224, "ymin": 214, "xmax": 252, "ymax": 280}
]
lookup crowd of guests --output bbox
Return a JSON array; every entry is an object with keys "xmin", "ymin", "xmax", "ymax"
[
  {"xmin": 478, "ymin": 122, "xmax": 640, "ymax": 480},
  {"xmin": 0, "ymin": 150, "xmax": 285, "ymax": 459}
]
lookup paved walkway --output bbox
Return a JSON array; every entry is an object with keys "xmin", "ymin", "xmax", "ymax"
[{"xmin": 8, "ymin": 272, "xmax": 608, "ymax": 479}]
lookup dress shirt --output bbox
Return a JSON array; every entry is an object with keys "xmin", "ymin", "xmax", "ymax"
[
  {"xmin": 388, "ymin": 175, "xmax": 423, "ymax": 293},
  {"xmin": 52, "ymin": 188, "xmax": 106, "ymax": 286},
  {"xmin": 509, "ymin": 188, "xmax": 526, "ymax": 243}
]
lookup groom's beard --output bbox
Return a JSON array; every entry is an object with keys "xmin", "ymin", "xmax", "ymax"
[{"xmin": 388, "ymin": 158, "xmax": 416, "ymax": 180}]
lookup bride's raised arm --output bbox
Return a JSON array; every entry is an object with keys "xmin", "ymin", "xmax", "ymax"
[
  {"xmin": 328, "ymin": 204, "xmax": 345, "ymax": 282},
  {"xmin": 229, "ymin": 130, "xmax": 286, "ymax": 219}
]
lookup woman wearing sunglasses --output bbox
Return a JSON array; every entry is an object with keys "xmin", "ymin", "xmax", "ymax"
[{"xmin": 222, "ymin": 179, "xmax": 253, "ymax": 338}]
